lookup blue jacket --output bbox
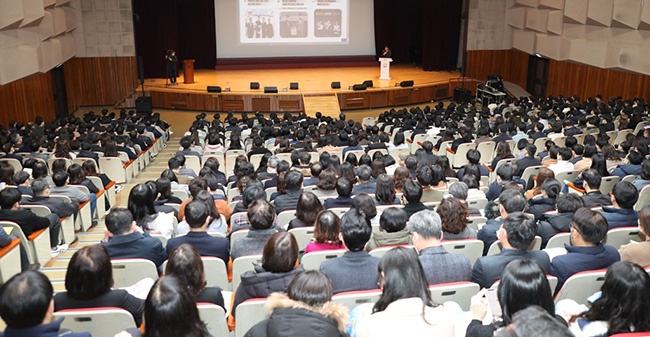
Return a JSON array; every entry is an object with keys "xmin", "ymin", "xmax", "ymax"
[
  {"xmin": 0, "ymin": 318, "xmax": 90, "ymax": 337},
  {"xmin": 611, "ymin": 164, "xmax": 642, "ymax": 179},
  {"xmin": 166, "ymin": 231, "xmax": 229, "ymax": 263},
  {"xmin": 550, "ymin": 244, "xmax": 620, "ymax": 293},
  {"xmin": 472, "ymin": 248, "xmax": 550, "ymax": 289},
  {"xmin": 477, "ymin": 219, "xmax": 502, "ymax": 255},
  {"xmin": 601, "ymin": 206, "xmax": 638, "ymax": 229},
  {"xmin": 101, "ymin": 231, "xmax": 166, "ymax": 268},
  {"xmin": 320, "ymin": 251, "xmax": 380, "ymax": 294}
]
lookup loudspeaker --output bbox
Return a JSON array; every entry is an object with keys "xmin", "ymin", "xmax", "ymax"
[
  {"xmin": 264, "ymin": 86, "xmax": 278, "ymax": 93},
  {"xmin": 289, "ymin": 82, "xmax": 299, "ymax": 90},
  {"xmin": 331, "ymin": 81, "xmax": 341, "ymax": 89},
  {"xmin": 207, "ymin": 86, "xmax": 221, "ymax": 93},
  {"xmin": 137, "ymin": 56, "xmax": 145, "ymax": 85},
  {"xmin": 352, "ymin": 84, "xmax": 367, "ymax": 91},
  {"xmin": 250, "ymin": 82, "xmax": 260, "ymax": 89},
  {"xmin": 136, "ymin": 96, "xmax": 152, "ymax": 113},
  {"xmin": 400, "ymin": 80, "xmax": 414, "ymax": 87},
  {"xmin": 453, "ymin": 87, "xmax": 471, "ymax": 103},
  {"xmin": 362, "ymin": 80, "xmax": 374, "ymax": 88}
]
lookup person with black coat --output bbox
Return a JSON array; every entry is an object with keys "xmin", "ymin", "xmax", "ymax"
[
  {"xmin": 527, "ymin": 179, "xmax": 561, "ymax": 221},
  {"xmin": 537, "ymin": 194, "xmax": 585, "ymax": 247}
]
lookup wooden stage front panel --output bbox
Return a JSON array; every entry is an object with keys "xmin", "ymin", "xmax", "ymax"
[{"xmin": 142, "ymin": 66, "xmax": 461, "ymax": 112}]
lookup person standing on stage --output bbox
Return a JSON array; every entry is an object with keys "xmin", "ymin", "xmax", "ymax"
[
  {"xmin": 380, "ymin": 45, "xmax": 392, "ymax": 58},
  {"xmin": 165, "ymin": 49, "xmax": 178, "ymax": 86}
]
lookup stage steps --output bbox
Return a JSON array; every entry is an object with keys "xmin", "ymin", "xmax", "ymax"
[{"xmin": 302, "ymin": 93, "xmax": 341, "ymax": 117}]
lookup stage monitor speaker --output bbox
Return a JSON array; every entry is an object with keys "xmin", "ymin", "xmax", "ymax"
[
  {"xmin": 289, "ymin": 82, "xmax": 299, "ymax": 90},
  {"xmin": 400, "ymin": 80, "xmax": 414, "ymax": 87},
  {"xmin": 264, "ymin": 86, "xmax": 278, "ymax": 93},
  {"xmin": 362, "ymin": 80, "xmax": 374, "ymax": 88},
  {"xmin": 331, "ymin": 81, "xmax": 341, "ymax": 89},
  {"xmin": 453, "ymin": 87, "xmax": 471, "ymax": 103},
  {"xmin": 207, "ymin": 86, "xmax": 221, "ymax": 93},
  {"xmin": 135, "ymin": 96, "xmax": 152, "ymax": 114},
  {"xmin": 352, "ymin": 84, "xmax": 367, "ymax": 91},
  {"xmin": 250, "ymin": 82, "xmax": 260, "ymax": 90}
]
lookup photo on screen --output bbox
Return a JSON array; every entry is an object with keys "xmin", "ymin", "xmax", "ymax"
[
  {"xmin": 314, "ymin": 9, "xmax": 341, "ymax": 38},
  {"xmin": 279, "ymin": 12, "xmax": 308, "ymax": 38}
]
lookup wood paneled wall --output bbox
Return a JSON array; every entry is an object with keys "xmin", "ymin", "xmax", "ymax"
[
  {"xmin": 547, "ymin": 60, "xmax": 650, "ymax": 100},
  {"xmin": 0, "ymin": 72, "xmax": 56, "ymax": 127},
  {"xmin": 465, "ymin": 50, "xmax": 529, "ymax": 89},
  {"xmin": 65, "ymin": 57, "xmax": 139, "ymax": 112}
]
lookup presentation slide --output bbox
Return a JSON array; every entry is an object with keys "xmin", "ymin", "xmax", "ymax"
[
  {"xmin": 215, "ymin": 0, "xmax": 375, "ymax": 59},
  {"xmin": 241, "ymin": 0, "xmax": 348, "ymax": 44}
]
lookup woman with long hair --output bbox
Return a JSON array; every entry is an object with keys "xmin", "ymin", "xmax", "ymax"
[
  {"xmin": 566, "ymin": 261, "xmax": 650, "ymax": 336},
  {"xmin": 312, "ymin": 169, "xmax": 339, "ymax": 199},
  {"xmin": 165, "ymin": 244, "xmax": 224, "ymax": 309},
  {"xmin": 490, "ymin": 140, "xmax": 514, "ymax": 171},
  {"xmin": 128, "ymin": 183, "xmax": 175, "ymax": 238},
  {"xmin": 338, "ymin": 162, "xmax": 356, "ymax": 185},
  {"xmin": 436, "ymin": 156, "xmax": 457, "ymax": 179},
  {"xmin": 467, "ymin": 259, "xmax": 558, "ymax": 337},
  {"xmin": 437, "ymin": 197, "xmax": 475, "ymax": 240},
  {"xmin": 352, "ymin": 247, "xmax": 459, "ymax": 337},
  {"xmin": 374, "ymin": 174, "xmax": 399, "ymax": 205},
  {"xmin": 288, "ymin": 192, "xmax": 324, "ymax": 230},
  {"xmin": 81, "ymin": 159, "xmax": 113, "ymax": 189},
  {"xmin": 304, "ymin": 210, "xmax": 344, "ymax": 254},
  {"xmin": 602, "ymin": 144, "xmax": 623, "ymax": 171},
  {"xmin": 392, "ymin": 167, "xmax": 411, "ymax": 193},
  {"xmin": 525, "ymin": 167, "xmax": 555, "ymax": 200}
]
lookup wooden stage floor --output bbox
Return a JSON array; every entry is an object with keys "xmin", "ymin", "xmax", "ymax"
[{"xmin": 141, "ymin": 65, "xmax": 461, "ymax": 94}]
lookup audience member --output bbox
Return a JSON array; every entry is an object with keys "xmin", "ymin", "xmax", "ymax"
[
  {"xmin": 618, "ymin": 205, "xmax": 650, "ymax": 267},
  {"xmin": 230, "ymin": 200, "xmax": 278, "ymax": 260},
  {"xmin": 580, "ymin": 169, "xmax": 613, "ymax": 207},
  {"xmin": 323, "ymin": 177, "xmax": 354, "ymax": 209},
  {"xmin": 304, "ymin": 210, "xmax": 344, "ymax": 254},
  {"xmin": 477, "ymin": 189, "xmax": 527, "ymax": 254},
  {"xmin": 537, "ymin": 194, "xmax": 584, "ymax": 247},
  {"xmin": 601, "ymin": 181, "xmax": 639, "ymax": 229},
  {"xmin": 366, "ymin": 207, "xmax": 411, "ymax": 251}
]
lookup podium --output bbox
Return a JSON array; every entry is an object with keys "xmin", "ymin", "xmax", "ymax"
[
  {"xmin": 183, "ymin": 59, "xmax": 195, "ymax": 84},
  {"xmin": 379, "ymin": 58, "xmax": 392, "ymax": 80}
]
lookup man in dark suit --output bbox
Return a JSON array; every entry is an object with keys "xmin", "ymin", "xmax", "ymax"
[
  {"xmin": 230, "ymin": 200, "xmax": 278, "ymax": 260},
  {"xmin": 324, "ymin": 177, "xmax": 354, "ymax": 209},
  {"xmin": 580, "ymin": 170, "xmax": 613, "ymax": 208},
  {"xmin": 477, "ymin": 189, "xmax": 527, "ymax": 255},
  {"xmin": 492, "ymin": 124, "xmax": 512, "ymax": 144},
  {"xmin": 302, "ymin": 162, "xmax": 322, "ymax": 187},
  {"xmin": 116, "ymin": 136, "xmax": 138, "ymax": 160},
  {"xmin": 352, "ymin": 165, "xmax": 375, "ymax": 195},
  {"xmin": 24, "ymin": 178, "xmax": 78, "ymax": 220},
  {"xmin": 166, "ymin": 201, "xmax": 229, "ymax": 263},
  {"xmin": 528, "ymin": 122, "xmax": 546, "ymax": 141},
  {"xmin": 320, "ymin": 209, "xmax": 380, "ymax": 294},
  {"xmin": 247, "ymin": 137, "xmax": 272, "ymax": 160},
  {"xmin": 402, "ymin": 179, "xmax": 432, "ymax": 219},
  {"xmin": 601, "ymin": 181, "xmax": 639, "ymax": 229},
  {"xmin": 472, "ymin": 212, "xmax": 551, "ymax": 289},
  {"xmin": 273, "ymin": 170, "xmax": 304, "ymax": 214},
  {"xmin": 76, "ymin": 141, "xmax": 100, "ymax": 164},
  {"xmin": 176, "ymin": 135, "xmax": 202, "ymax": 162},
  {"xmin": 101, "ymin": 208, "xmax": 166, "ymax": 269},
  {"xmin": 516, "ymin": 144, "xmax": 541, "ymax": 177},
  {"xmin": 409, "ymin": 210, "xmax": 471, "ymax": 285}
]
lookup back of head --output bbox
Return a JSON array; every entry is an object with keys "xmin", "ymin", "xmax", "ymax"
[
  {"xmin": 185, "ymin": 200, "xmax": 210, "ymax": 229},
  {"xmin": 379, "ymin": 207, "xmax": 408, "ymax": 233},
  {"xmin": 105, "ymin": 208, "xmax": 134, "ymax": 235},
  {"xmin": 466, "ymin": 149, "xmax": 481, "ymax": 164},
  {"xmin": 503, "ymin": 212, "xmax": 536, "ymax": 249},
  {"xmin": 31, "ymin": 178, "xmax": 50, "ymax": 196},
  {"xmin": 499, "ymin": 189, "xmax": 527, "ymax": 214},
  {"xmin": 582, "ymin": 169, "xmax": 602, "ymax": 190},
  {"xmin": 541, "ymin": 178, "xmax": 562, "ymax": 199},
  {"xmin": 340, "ymin": 208, "xmax": 371, "ymax": 251},
  {"xmin": 612, "ymin": 181, "xmax": 639, "ymax": 209},
  {"xmin": 497, "ymin": 163, "xmax": 516, "ymax": 181},
  {"xmin": 357, "ymin": 165, "xmax": 372, "ymax": 182},
  {"xmin": 242, "ymin": 185, "xmax": 266, "ymax": 208},
  {"xmin": 247, "ymin": 200, "xmax": 275, "ymax": 230},
  {"xmin": 65, "ymin": 245, "xmax": 113, "ymax": 300},
  {"xmin": 52, "ymin": 171, "xmax": 68, "ymax": 187},
  {"xmin": 335, "ymin": 177, "xmax": 353, "ymax": 197},
  {"xmin": 449, "ymin": 182, "xmax": 469, "ymax": 200},
  {"xmin": 497, "ymin": 259, "xmax": 554, "ymax": 325},
  {"xmin": 144, "ymin": 276, "xmax": 208, "ymax": 337},
  {"xmin": 165, "ymin": 244, "xmax": 206, "ymax": 297},
  {"xmin": 0, "ymin": 270, "xmax": 53, "ymax": 329},
  {"xmin": 287, "ymin": 270, "xmax": 333, "ymax": 307},
  {"xmin": 0, "ymin": 187, "xmax": 21, "ymax": 209},
  {"xmin": 556, "ymin": 194, "xmax": 585, "ymax": 213},
  {"xmin": 374, "ymin": 247, "xmax": 433, "ymax": 313},
  {"xmin": 416, "ymin": 165, "xmax": 434, "ymax": 186},
  {"xmin": 403, "ymin": 179, "xmax": 423, "ymax": 204},
  {"xmin": 572, "ymin": 207, "xmax": 608, "ymax": 245},
  {"xmin": 558, "ymin": 147, "xmax": 572, "ymax": 161},
  {"xmin": 262, "ymin": 232, "xmax": 298, "ymax": 273},
  {"xmin": 284, "ymin": 170, "xmax": 304, "ymax": 191},
  {"xmin": 526, "ymin": 144, "xmax": 537, "ymax": 158}
]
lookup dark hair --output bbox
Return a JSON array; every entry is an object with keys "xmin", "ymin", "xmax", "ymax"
[
  {"xmin": 496, "ymin": 140, "xmax": 513, "ymax": 158},
  {"xmin": 338, "ymin": 163, "xmax": 356, "ymax": 185},
  {"xmin": 375, "ymin": 174, "xmax": 396, "ymax": 204},
  {"xmin": 612, "ymin": 181, "xmax": 638, "ymax": 209},
  {"xmin": 379, "ymin": 207, "xmax": 408, "ymax": 232},
  {"xmin": 582, "ymin": 261, "xmax": 650, "ymax": 335},
  {"xmin": 143, "ymin": 276, "xmax": 210, "ymax": 337},
  {"xmin": 67, "ymin": 163, "xmax": 87, "ymax": 185},
  {"xmin": 393, "ymin": 131, "xmax": 405, "ymax": 146},
  {"xmin": 393, "ymin": 167, "xmax": 410, "ymax": 191},
  {"xmin": 161, "ymin": 169, "xmax": 179, "ymax": 183},
  {"xmin": 541, "ymin": 178, "xmax": 561, "ymax": 199},
  {"xmin": 351, "ymin": 193, "xmax": 377, "ymax": 221},
  {"xmin": 503, "ymin": 212, "xmax": 536, "ymax": 249},
  {"xmin": 556, "ymin": 194, "xmax": 585, "ymax": 213},
  {"xmin": 296, "ymin": 192, "xmax": 323, "ymax": 226},
  {"xmin": 316, "ymin": 169, "xmax": 337, "ymax": 191},
  {"xmin": 184, "ymin": 200, "xmax": 210, "ymax": 229},
  {"xmin": 285, "ymin": 170, "xmax": 303, "ymax": 191},
  {"xmin": 340, "ymin": 208, "xmax": 371, "ymax": 251},
  {"xmin": 403, "ymin": 179, "xmax": 423, "ymax": 204},
  {"xmin": 31, "ymin": 161, "xmax": 48, "ymax": 180},
  {"xmin": 642, "ymin": 158, "xmax": 650, "ymax": 180},
  {"xmin": 105, "ymin": 208, "xmax": 134, "ymax": 235},
  {"xmin": 51, "ymin": 158, "xmax": 68, "ymax": 175},
  {"xmin": 65, "ymin": 245, "xmax": 113, "ymax": 300},
  {"xmin": 52, "ymin": 170, "xmax": 69, "ymax": 187},
  {"xmin": 582, "ymin": 169, "xmax": 602, "ymax": 190},
  {"xmin": 590, "ymin": 154, "xmax": 610, "ymax": 178},
  {"xmin": 526, "ymin": 144, "xmax": 538, "ymax": 158},
  {"xmin": 335, "ymin": 177, "xmax": 353, "ymax": 197},
  {"xmin": 156, "ymin": 177, "xmax": 173, "ymax": 200},
  {"xmin": 242, "ymin": 186, "xmax": 266, "ymax": 208},
  {"xmin": 286, "ymin": 270, "xmax": 333, "ymax": 307},
  {"xmin": 165, "ymin": 244, "xmax": 207, "ymax": 298},
  {"xmin": 496, "ymin": 163, "xmax": 516, "ymax": 182},
  {"xmin": 373, "ymin": 247, "xmax": 435, "ymax": 314},
  {"xmin": 416, "ymin": 166, "xmax": 433, "ymax": 186},
  {"xmin": 262, "ymin": 232, "xmax": 299, "ymax": 273},
  {"xmin": 313, "ymin": 210, "xmax": 342, "ymax": 245},
  {"xmin": 0, "ymin": 187, "xmax": 21, "ymax": 209},
  {"xmin": 497, "ymin": 259, "xmax": 555, "ymax": 325},
  {"xmin": 437, "ymin": 197, "xmax": 469, "ymax": 234},
  {"xmin": 0, "ymin": 270, "xmax": 54, "ymax": 328},
  {"xmin": 602, "ymin": 144, "xmax": 621, "ymax": 161},
  {"xmin": 128, "ymin": 183, "xmax": 158, "ymax": 230},
  {"xmin": 499, "ymin": 189, "xmax": 527, "ymax": 214},
  {"xmin": 247, "ymin": 200, "xmax": 275, "ymax": 229},
  {"xmin": 345, "ymin": 152, "xmax": 358, "ymax": 167},
  {"xmin": 572, "ymin": 207, "xmax": 608, "ymax": 244},
  {"xmin": 466, "ymin": 149, "xmax": 481, "ymax": 164}
]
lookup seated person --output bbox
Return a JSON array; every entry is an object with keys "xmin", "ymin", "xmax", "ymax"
[
  {"xmin": 438, "ymin": 197, "xmax": 476, "ymax": 240},
  {"xmin": 304, "ymin": 210, "xmax": 345, "ymax": 254},
  {"xmin": 273, "ymin": 170, "xmax": 304, "ymax": 214},
  {"xmin": 448, "ymin": 182, "xmax": 482, "ymax": 216},
  {"xmin": 472, "ymin": 212, "xmax": 550, "ymax": 289},
  {"xmin": 166, "ymin": 201, "xmax": 229, "ymax": 263},
  {"xmin": 527, "ymin": 178, "xmax": 561, "ymax": 221},
  {"xmin": 601, "ymin": 181, "xmax": 639, "ymax": 229},
  {"xmin": 100, "ymin": 208, "xmax": 166, "ymax": 269},
  {"xmin": 516, "ymin": 144, "xmax": 541, "ymax": 178},
  {"xmin": 230, "ymin": 200, "xmax": 278, "ymax": 260},
  {"xmin": 610, "ymin": 149, "xmax": 643, "ymax": 179},
  {"xmin": 365, "ymin": 207, "xmax": 412, "ymax": 251},
  {"xmin": 53, "ymin": 245, "xmax": 144, "ymax": 326},
  {"xmin": 486, "ymin": 163, "xmax": 522, "ymax": 201},
  {"xmin": 302, "ymin": 162, "xmax": 322, "ymax": 187},
  {"xmin": 619, "ymin": 205, "xmax": 650, "ymax": 268},
  {"xmin": 537, "ymin": 194, "xmax": 584, "ymax": 247},
  {"xmin": 549, "ymin": 208, "xmax": 620, "ymax": 293},
  {"xmin": 50, "ymin": 171, "xmax": 96, "ymax": 225},
  {"xmin": 323, "ymin": 177, "xmax": 354, "ymax": 209},
  {"xmin": 580, "ymin": 169, "xmax": 613, "ymax": 207},
  {"xmin": 176, "ymin": 190, "xmax": 226, "ymax": 235},
  {"xmin": 401, "ymin": 179, "xmax": 433, "ymax": 219},
  {"xmin": 632, "ymin": 158, "xmax": 650, "ymax": 191},
  {"xmin": 352, "ymin": 165, "xmax": 375, "ymax": 195},
  {"xmin": 548, "ymin": 147, "xmax": 575, "ymax": 175},
  {"xmin": 287, "ymin": 192, "xmax": 323, "ymax": 230},
  {"xmin": 477, "ymin": 189, "xmax": 527, "ymax": 255},
  {"xmin": 0, "ymin": 271, "xmax": 91, "ymax": 337},
  {"xmin": 24, "ymin": 178, "xmax": 78, "ymax": 220},
  {"xmin": 128, "ymin": 183, "xmax": 175, "ymax": 239},
  {"xmin": 168, "ymin": 157, "xmax": 193, "ymax": 184},
  {"xmin": 408, "ymin": 209, "xmax": 471, "ymax": 285},
  {"xmin": 320, "ymin": 209, "xmax": 380, "ymax": 294}
]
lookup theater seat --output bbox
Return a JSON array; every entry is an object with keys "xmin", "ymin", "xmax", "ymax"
[{"xmin": 54, "ymin": 308, "xmax": 136, "ymax": 337}]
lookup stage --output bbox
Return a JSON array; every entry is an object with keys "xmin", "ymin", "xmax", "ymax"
[{"xmin": 139, "ymin": 65, "xmax": 472, "ymax": 115}]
